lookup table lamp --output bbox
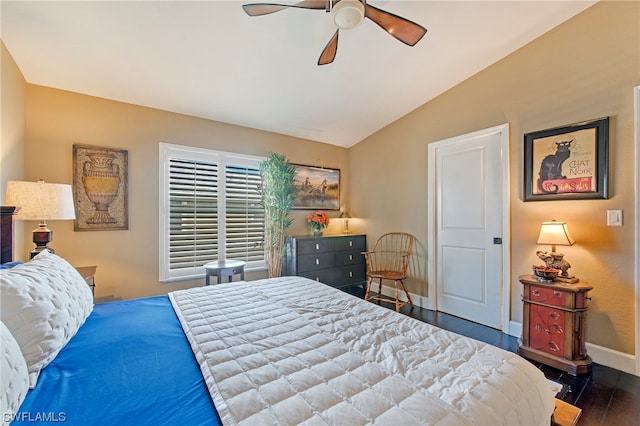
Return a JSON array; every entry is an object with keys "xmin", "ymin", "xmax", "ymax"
[
  {"xmin": 5, "ymin": 180, "xmax": 76, "ymax": 258},
  {"xmin": 536, "ymin": 220, "xmax": 578, "ymax": 282},
  {"xmin": 339, "ymin": 210, "xmax": 351, "ymax": 234}
]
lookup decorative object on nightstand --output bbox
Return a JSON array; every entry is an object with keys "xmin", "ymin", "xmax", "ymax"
[
  {"xmin": 74, "ymin": 266, "xmax": 97, "ymax": 295},
  {"xmin": 535, "ymin": 220, "xmax": 579, "ymax": 283},
  {"xmin": 338, "ymin": 210, "xmax": 351, "ymax": 234},
  {"xmin": 519, "ymin": 275, "xmax": 592, "ymax": 375},
  {"xmin": 5, "ymin": 180, "xmax": 76, "ymax": 259}
]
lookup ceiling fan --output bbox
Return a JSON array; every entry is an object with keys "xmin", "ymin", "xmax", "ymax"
[{"xmin": 242, "ymin": 0, "xmax": 427, "ymax": 65}]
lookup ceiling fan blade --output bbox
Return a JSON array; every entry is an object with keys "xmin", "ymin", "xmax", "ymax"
[
  {"xmin": 364, "ymin": 3, "xmax": 427, "ymax": 46},
  {"xmin": 242, "ymin": 1, "xmax": 326, "ymax": 16},
  {"xmin": 318, "ymin": 30, "xmax": 339, "ymax": 65}
]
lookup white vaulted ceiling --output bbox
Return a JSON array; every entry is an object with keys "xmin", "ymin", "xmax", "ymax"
[{"xmin": 1, "ymin": 0, "xmax": 597, "ymax": 147}]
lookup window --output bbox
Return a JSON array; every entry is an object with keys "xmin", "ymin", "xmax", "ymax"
[{"xmin": 159, "ymin": 143, "xmax": 264, "ymax": 282}]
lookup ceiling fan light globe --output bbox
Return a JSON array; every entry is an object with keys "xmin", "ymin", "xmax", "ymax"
[{"xmin": 332, "ymin": 0, "xmax": 365, "ymax": 30}]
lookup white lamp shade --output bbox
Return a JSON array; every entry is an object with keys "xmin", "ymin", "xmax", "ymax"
[
  {"xmin": 332, "ymin": 0, "xmax": 365, "ymax": 29},
  {"xmin": 5, "ymin": 180, "xmax": 76, "ymax": 221},
  {"xmin": 537, "ymin": 220, "xmax": 575, "ymax": 246}
]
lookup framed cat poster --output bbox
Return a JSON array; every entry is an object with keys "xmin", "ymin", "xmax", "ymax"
[{"xmin": 524, "ymin": 117, "xmax": 609, "ymax": 201}]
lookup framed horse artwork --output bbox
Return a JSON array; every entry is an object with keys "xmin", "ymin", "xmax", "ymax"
[{"xmin": 291, "ymin": 164, "xmax": 340, "ymax": 210}]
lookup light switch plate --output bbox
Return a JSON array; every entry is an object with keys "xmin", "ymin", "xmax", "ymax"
[{"xmin": 607, "ymin": 210, "xmax": 623, "ymax": 226}]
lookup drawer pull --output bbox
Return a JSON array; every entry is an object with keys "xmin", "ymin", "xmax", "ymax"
[
  {"xmin": 349, "ymin": 254, "xmax": 353, "ymax": 261},
  {"xmin": 349, "ymin": 271, "xmax": 353, "ymax": 278},
  {"xmin": 315, "ymin": 243, "xmax": 319, "ymax": 250},
  {"xmin": 316, "ymin": 277, "xmax": 320, "ymax": 281},
  {"xmin": 316, "ymin": 259, "xmax": 320, "ymax": 265},
  {"xmin": 349, "ymin": 241, "xmax": 353, "ymax": 247}
]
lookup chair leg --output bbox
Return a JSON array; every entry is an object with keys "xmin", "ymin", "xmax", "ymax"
[
  {"xmin": 394, "ymin": 281, "xmax": 401, "ymax": 312},
  {"xmin": 400, "ymin": 280, "xmax": 414, "ymax": 309},
  {"xmin": 364, "ymin": 277, "xmax": 373, "ymax": 301}
]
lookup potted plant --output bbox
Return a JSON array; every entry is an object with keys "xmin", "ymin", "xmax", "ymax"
[
  {"xmin": 259, "ymin": 152, "xmax": 296, "ymax": 278},
  {"xmin": 306, "ymin": 211, "xmax": 330, "ymax": 236}
]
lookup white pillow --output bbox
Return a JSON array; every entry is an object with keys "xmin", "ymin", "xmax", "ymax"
[
  {"xmin": 0, "ymin": 250, "xmax": 94, "ymax": 388},
  {"xmin": 1, "ymin": 321, "xmax": 29, "ymax": 423}
]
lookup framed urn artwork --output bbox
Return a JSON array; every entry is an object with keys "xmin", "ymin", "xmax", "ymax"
[
  {"xmin": 73, "ymin": 144, "xmax": 128, "ymax": 231},
  {"xmin": 524, "ymin": 117, "xmax": 609, "ymax": 201}
]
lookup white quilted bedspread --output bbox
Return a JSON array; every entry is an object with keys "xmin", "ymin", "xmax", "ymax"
[{"xmin": 169, "ymin": 277, "xmax": 555, "ymax": 426}]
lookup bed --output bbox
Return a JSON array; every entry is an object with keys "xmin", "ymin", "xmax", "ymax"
[{"xmin": 0, "ymin": 209, "xmax": 556, "ymax": 425}]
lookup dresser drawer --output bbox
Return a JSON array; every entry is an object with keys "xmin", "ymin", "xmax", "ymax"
[
  {"xmin": 297, "ymin": 252, "xmax": 335, "ymax": 272},
  {"xmin": 334, "ymin": 235, "xmax": 366, "ymax": 251},
  {"xmin": 335, "ymin": 249, "xmax": 364, "ymax": 267},
  {"xmin": 300, "ymin": 268, "xmax": 334, "ymax": 284},
  {"xmin": 296, "ymin": 238, "xmax": 335, "ymax": 255},
  {"xmin": 333, "ymin": 265, "xmax": 366, "ymax": 287}
]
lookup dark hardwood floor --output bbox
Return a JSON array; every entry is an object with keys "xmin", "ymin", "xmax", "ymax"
[{"xmin": 340, "ymin": 285, "xmax": 640, "ymax": 426}]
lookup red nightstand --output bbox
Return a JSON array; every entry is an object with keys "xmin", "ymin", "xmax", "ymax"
[{"xmin": 518, "ymin": 275, "xmax": 592, "ymax": 375}]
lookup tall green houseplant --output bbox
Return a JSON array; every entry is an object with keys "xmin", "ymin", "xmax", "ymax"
[{"xmin": 260, "ymin": 152, "xmax": 296, "ymax": 278}]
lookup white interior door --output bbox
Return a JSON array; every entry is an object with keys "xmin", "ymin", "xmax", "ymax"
[{"xmin": 428, "ymin": 125, "xmax": 509, "ymax": 329}]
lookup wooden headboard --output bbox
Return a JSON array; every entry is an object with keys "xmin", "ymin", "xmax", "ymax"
[{"xmin": 1, "ymin": 206, "xmax": 19, "ymax": 263}]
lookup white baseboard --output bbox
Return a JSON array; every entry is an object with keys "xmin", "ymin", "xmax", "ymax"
[
  {"xmin": 586, "ymin": 342, "xmax": 637, "ymax": 376},
  {"xmin": 377, "ymin": 284, "xmax": 434, "ymax": 310},
  {"xmin": 507, "ymin": 321, "xmax": 521, "ymax": 338},
  {"xmin": 509, "ymin": 321, "xmax": 637, "ymax": 376}
]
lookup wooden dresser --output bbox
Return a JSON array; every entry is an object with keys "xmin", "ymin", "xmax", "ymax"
[
  {"xmin": 518, "ymin": 275, "xmax": 593, "ymax": 375},
  {"xmin": 283, "ymin": 234, "xmax": 366, "ymax": 288}
]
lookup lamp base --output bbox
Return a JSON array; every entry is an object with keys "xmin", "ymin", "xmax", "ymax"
[{"xmin": 30, "ymin": 224, "xmax": 54, "ymax": 259}]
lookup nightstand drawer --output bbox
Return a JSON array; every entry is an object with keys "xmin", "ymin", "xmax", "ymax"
[{"xmin": 529, "ymin": 285, "xmax": 565, "ymax": 308}]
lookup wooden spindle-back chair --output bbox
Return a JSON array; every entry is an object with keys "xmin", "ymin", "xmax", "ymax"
[{"xmin": 362, "ymin": 232, "xmax": 415, "ymax": 312}]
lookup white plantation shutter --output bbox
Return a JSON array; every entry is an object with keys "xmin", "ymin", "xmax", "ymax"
[
  {"xmin": 169, "ymin": 159, "xmax": 219, "ymax": 270},
  {"xmin": 160, "ymin": 144, "xmax": 265, "ymax": 282},
  {"xmin": 225, "ymin": 164, "xmax": 264, "ymax": 268}
]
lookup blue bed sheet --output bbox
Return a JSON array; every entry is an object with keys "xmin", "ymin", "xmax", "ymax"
[{"xmin": 14, "ymin": 296, "xmax": 222, "ymax": 426}]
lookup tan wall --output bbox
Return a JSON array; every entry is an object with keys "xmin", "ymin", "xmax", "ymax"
[
  {"xmin": 1, "ymin": 42, "xmax": 27, "ymax": 257},
  {"xmin": 23, "ymin": 85, "xmax": 349, "ymax": 301},
  {"xmin": 5, "ymin": 2, "xmax": 638, "ymax": 356},
  {"xmin": 349, "ymin": 1, "xmax": 639, "ymax": 355}
]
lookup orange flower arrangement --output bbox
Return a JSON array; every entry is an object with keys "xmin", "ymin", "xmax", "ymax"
[{"xmin": 307, "ymin": 210, "xmax": 330, "ymax": 232}]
